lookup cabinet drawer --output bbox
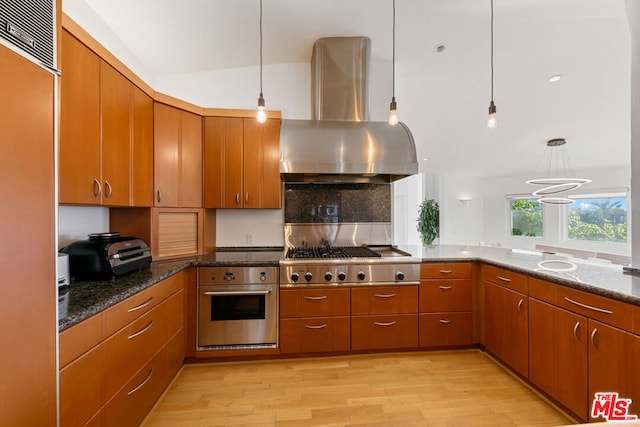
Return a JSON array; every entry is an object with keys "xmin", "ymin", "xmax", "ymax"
[
  {"xmin": 419, "ymin": 312, "xmax": 473, "ymax": 347},
  {"xmin": 483, "ymin": 264, "xmax": 528, "ymax": 294},
  {"xmin": 103, "ymin": 329, "xmax": 184, "ymax": 427},
  {"xmin": 280, "ymin": 288, "xmax": 350, "ymax": 318},
  {"xmin": 421, "ymin": 263, "xmax": 472, "ymax": 279},
  {"xmin": 351, "ymin": 314, "xmax": 418, "ymax": 350},
  {"xmin": 59, "ymin": 311, "xmax": 104, "ymax": 368},
  {"xmin": 280, "ymin": 317, "xmax": 350, "ymax": 354},
  {"xmin": 104, "ymin": 270, "xmax": 185, "ymax": 337},
  {"xmin": 420, "ymin": 279, "xmax": 472, "ymax": 312},
  {"xmin": 103, "ymin": 290, "xmax": 184, "ymax": 398},
  {"xmin": 351, "ymin": 286, "xmax": 418, "ymax": 315}
]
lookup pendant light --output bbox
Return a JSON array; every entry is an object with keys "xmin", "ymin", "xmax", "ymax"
[
  {"xmin": 525, "ymin": 138, "xmax": 591, "ymax": 205},
  {"xmin": 388, "ymin": 0, "xmax": 398, "ymax": 126},
  {"xmin": 256, "ymin": 0, "xmax": 267, "ymax": 123},
  {"xmin": 487, "ymin": 0, "xmax": 497, "ymax": 129}
]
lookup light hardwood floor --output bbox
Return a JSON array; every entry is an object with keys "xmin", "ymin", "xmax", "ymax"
[{"xmin": 142, "ymin": 350, "xmax": 575, "ymax": 427}]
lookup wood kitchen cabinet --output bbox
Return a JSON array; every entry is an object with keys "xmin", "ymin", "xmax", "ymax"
[
  {"xmin": 60, "ymin": 30, "xmax": 154, "ymax": 206},
  {"xmin": 351, "ymin": 285, "xmax": 419, "ymax": 350},
  {"xmin": 154, "ymin": 102, "xmax": 203, "ymax": 207},
  {"xmin": 482, "ymin": 265, "xmax": 529, "ymax": 378},
  {"xmin": 419, "ymin": 263, "xmax": 474, "ymax": 347},
  {"xmin": 280, "ymin": 288, "xmax": 351, "ymax": 354},
  {"xmin": 203, "ymin": 116, "xmax": 281, "ymax": 209}
]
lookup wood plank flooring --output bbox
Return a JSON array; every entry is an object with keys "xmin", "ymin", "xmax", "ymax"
[{"xmin": 142, "ymin": 350, "xmax": 575, "ymax": 427}]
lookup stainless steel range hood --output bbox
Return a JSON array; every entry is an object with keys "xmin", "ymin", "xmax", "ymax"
[{"xmin": 280, "ymin": 37, "xmax": 418, "ymax": 183}]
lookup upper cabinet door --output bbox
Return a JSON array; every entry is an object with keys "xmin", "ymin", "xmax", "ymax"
[
  {"xmin": 154, "ymin": 103, "xmax": 181, "ymax": 207},
  {"xmin": 243, "ymin": 119, "xmax": 282, "ymax": 209},
  {"xmin": 203, "ymin": 116, "xmax": 243, "ymax": 208},
  {"xmin": 100, "ymin": 61, "xmax": 131, "ymax": 207},
  {"xmin": 131, "ymin": 88, "xmax": 154, "ymax": 207},
  {"xmin": 59, "ymin": 30, "xmax": 101, "ymax": 204},
  {"xmin": 180, "ymin": 111, "xmax": 203, "ymax": 208}
]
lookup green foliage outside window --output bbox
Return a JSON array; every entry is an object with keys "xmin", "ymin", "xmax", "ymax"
[
  {"xmin": 567, "ymin": 198, "xmax": 627, "ymax": 243},
  {"xmin": 511, "ymin": 199, "xmax": 542, "ymax": 237}
]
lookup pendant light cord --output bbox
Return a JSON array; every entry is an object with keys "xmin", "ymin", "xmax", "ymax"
[
  {"xmin": 490, "ymin": 0, "xmax": 494, "ymax": 102},
  {"xmin": 259, "ymin": 0, "xmax": 263, "ymax": 95},
  {"xmin": 392, "ymin": 0, "xmax": 396, "ymax": 99}
]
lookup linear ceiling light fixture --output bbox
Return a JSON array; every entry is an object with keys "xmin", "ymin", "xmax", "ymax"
[
  {"xmin": 388, "ymin": 0, "xmax": 398, "ymax": 126},
  {"xmin": 525, "ymin": 138, "xmax": 591, "ymax": 205},
  {"xmin": 256, "ymin": 0, "xmax": 267, "ymax": 124},
  {"xmin": 487, "ymin": 0, "xmax": 497, "ymax": 129}
]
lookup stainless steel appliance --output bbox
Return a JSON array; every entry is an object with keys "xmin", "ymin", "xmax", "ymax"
[
  {"xmin": 59, "ymin": 232, "xmax": 152, "ymax": 280},
  {"xmin": 198, "ymin": 266, "xmax": 278, "ymax": 350}
]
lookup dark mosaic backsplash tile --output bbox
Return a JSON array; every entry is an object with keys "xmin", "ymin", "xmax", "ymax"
[{"xmin": 284, "ymin": 183, "xmax": 391, "ymax": 223}]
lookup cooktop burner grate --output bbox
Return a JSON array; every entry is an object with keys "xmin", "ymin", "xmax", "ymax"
[{"xmin": 285, "ymin": 246, "xmax": 382, "ymax": 259}]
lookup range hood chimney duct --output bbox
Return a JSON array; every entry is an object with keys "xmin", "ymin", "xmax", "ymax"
[{"xmin": 280, "ymin": 36, "xmax": 418, "ymax": 183}]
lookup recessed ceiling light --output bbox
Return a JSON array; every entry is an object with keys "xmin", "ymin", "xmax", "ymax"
[
  {"xmin": 434, "ymin": 44, "xmax": 445, "ymax": 53},
  {"xmin": 548, "ymin": 75, "xmax": 562, "ymax": 83}
]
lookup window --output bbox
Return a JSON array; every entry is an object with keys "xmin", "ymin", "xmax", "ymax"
[
  {"xmin": 510, "ymin": 198, "xmax": 543, "ymax": 237},
  {"xmin": 567, "ymin": 195, "xmax": 627, "ymax": 244}
]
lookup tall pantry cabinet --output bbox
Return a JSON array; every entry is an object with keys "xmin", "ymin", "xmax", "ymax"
[{"xmin": 0, "ymin": 46, "xmax": 57, "ymax": 425}]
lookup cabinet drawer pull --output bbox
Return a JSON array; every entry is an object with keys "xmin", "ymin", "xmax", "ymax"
[
  {"xmin": 573, "ymin": 321, "xmax": 581, "ymax": 341},
  {"xmin": 304, "ymin": 295, "xmax": 327, "ymax": 300},
  {"xmin": 497, "ymin": 275, "xmax": 511, "ymax": 282},
  {"xmin": 128, "ymin": 320, "xmax": 154, "ymax": 340},
  {"xmin": 374, "ymin": 293, "xmax": 396, "ymax": 298},
  {"xmin": 590, "ymin": 328, "xmax": 599, "ymax": 349},
  {"xmin": 104, "ymin": 180, "xmax": 112, "ymax": 198},
  {"xmin": 564, "ymin": 297, "xmax": 613, "ymax": 314},
  {"xmin": 127, "ymin": 296, "xmax": 154, "ymax": 313},
  {"xmin": 438, "ymin": 285, "xmax": 453, "ymax": 290},
  {"xmin": 517, "ymin": 299, "xmax": 524, "ymax": 314},
  {"xmin": 157, "ymin": 190, "xmax": 162, "ymax": 203},
  {"xmin": 439, "ymin": 319, "xmax": 453, "ymax": 324},
  {"xmin": 374, "ymin": 321, "xmax": 397, "ymax": 327},
  {"xmin": 304, "ymin": 324, "xmax": 327, "ymax": 329},
  {"xmin": 93, "ymin": 179, "xmax": 101, "ymax": 198},
  {"xmin": 439, "ymin": 269, "xmax": 453, "ymax": 274},
  {"xmin": 127, "ymin": 368, "xmax": 153, "ymax": 396},
  {"xmin": 245, "ymin": 193, "xmax": 249, "ymax": 204},
  {"xmin": 235, "ymin": 193, "xmax": 240, "ymax": 205}
]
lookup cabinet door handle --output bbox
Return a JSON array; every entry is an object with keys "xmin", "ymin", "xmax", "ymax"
[
  {"xmin": 127, "ymin": 296, "xmax": 154, "ymax": 313},
  {"xmin": 439, "ymin": 319, "xmax": 453, "ymax": 324},
  {"xmin": 127, "ymin": 368, "xmax": 153, "ymax": 396},
  {"xmin": 104, "ymin": 180, "xmax": 112, "ymax": 198},
  {"xmin": 497, "ymin": 275, "xmax": 512, "ymax": 282},
  {"xmin": 439, "ymin": 269, "xmax": 453, "ymax": 274},
  {"xmin": 374, "ymin": 321, "xmax": 397, "ymax": 327},
  {"xmin": 304, "ymin": 295, "xmax": 327, "ymax": 300},
  {"xmin": 517, "ymin": 299, "xmax": 524, "ymax": 314},
  {"xmin": 128, "ymin": 320, "xmax": 154, "ymax": 340},
  {"xmin": 374, "ymin": 293, "xmax": 396, "ymax": 298},
  {"xmin": 573, "ymin": 321, "xmax": 581, "ymax": 341},
  {"xmin": 590, "ymin": 327, "xmax": 599, "ymax": 349},
  {"xmin": 563, "ymin": 297, "xmax": 613, "ymax": 314},
  {"xmin": 93, "ymin": 179, "xmax": 101, "ymax": 198},
  {"xmin": 304, "ymin": 324, "xmax": 327, "ymax": 329},
  {"xmin": 236, "ymin": 193, "xmax": 240, "ymax": 205},
  {"xmin": 157, "ymin": 190, "xmax": 162, "ymax": 203},
  {"xmin": 245, "ymin": 193, "xmax": 249, "ymax": 205},
  {"xmin": 438, "ymin": 285, "xmax": 453, "ymax": 290}
]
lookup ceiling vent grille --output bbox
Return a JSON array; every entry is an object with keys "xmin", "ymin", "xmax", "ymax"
[{"xmin": 0, "ymin": 0, "xmax": 56, "ymax": 69}]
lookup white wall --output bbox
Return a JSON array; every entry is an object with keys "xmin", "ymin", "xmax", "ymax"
[
  {"xmin": 627, "ymin": 0, "xmax": 640, "ymax": 266},
  {"xmin": 58, "ymin": 206, "xmax": 109, "ymax": 248},
  {"xmin": 439, "ymin": 173, "xmax": 484, "ymax": 246},
  {"xmin": 215, "ymin": 209, "xmax": 283, "ymax": 247}
]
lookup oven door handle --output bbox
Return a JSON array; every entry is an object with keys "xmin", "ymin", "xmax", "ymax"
[{"xmin": 203, "ymin": 290, "xmax": 271, "ymax": 296}]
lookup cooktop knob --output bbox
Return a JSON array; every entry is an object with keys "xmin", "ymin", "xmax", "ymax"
[
  {"xmin": 337, "ymin": 272, "xmax": 346, "ymax": 281},
  {"xmin": 324, "ymin": 272, "xmax": 332, "ymax": 281},
  {"xmin": 396, "ymin": 272, "xmax": 405, "ymax": 281},
  {"xmin": 357, "ymin": 271, "xmax": 366, "ymax": 281},
  {"xmin": 305, "ymin": 272, "xmax": 313, "ymax": 282},
  {"xmin": 291, "ymin": 272, "xmax": 299, "ymax": 282}
]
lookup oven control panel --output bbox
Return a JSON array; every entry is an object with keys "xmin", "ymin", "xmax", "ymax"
[
  {"xmin": 199, "ymin": 266, "xmax": 277, "ymax": 285},
  {"xmin": 279, "ymin": 263, "xmax": 419, "ymax": 286}
]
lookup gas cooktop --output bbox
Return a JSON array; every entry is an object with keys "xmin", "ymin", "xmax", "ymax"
[{"xmin": 285, "ymin": 246, "xmax": 382, "ymax": 260}]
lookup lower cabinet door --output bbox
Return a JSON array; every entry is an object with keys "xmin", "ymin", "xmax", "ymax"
[
  {"xmin": 351, "ymin": 314, "xmax": 418, "ymax": 350},
  {"xmin": 419, "ymin": 312, "xmax": 473, "ymax": 347},
  {"xmin": 280, "ymin": 317, "xmax": 350, "ymax": 354}
]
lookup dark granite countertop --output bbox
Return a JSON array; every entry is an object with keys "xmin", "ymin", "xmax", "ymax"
[
  {"xmin": 59, "ymin": 244, "xmax": 640, "ymax": 332},
  {"xmin": 58, "ymin": 247, "xmax": 283, "ymax": 331}
]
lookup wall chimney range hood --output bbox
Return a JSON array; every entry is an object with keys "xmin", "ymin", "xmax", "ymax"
[{"xmin": 280, "ymin": 37, "xmax": 418, "ymax": 183}]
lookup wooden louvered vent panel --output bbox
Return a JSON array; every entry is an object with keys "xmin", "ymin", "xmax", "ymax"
[{"xmin": 156, "ymin": 210, "xmax": 201, "ymax": 258}]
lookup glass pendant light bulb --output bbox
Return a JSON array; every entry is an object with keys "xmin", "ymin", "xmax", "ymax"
[
  {"xmin": 487, "ymin": 100, "xmax": 497, "ymax": 129},
  {"xmin": 257, "ymin": 93, "xmax": 266, "ymax": 123},
  {"xmin": 388, "ymin": 97, "xmax": 398, "ymax": 126}
]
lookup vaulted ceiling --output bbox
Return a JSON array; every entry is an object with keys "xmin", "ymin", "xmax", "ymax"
[{"xmin": 63, "ymin": 0, "xmax": 631, "ymax": 178}]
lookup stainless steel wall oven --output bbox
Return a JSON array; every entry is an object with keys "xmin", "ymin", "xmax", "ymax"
[{"xmin": 198, "ymin": 266, "xmax": 278, "ymax": 350}]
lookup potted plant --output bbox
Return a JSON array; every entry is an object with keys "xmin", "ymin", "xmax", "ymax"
[{"xmin": 417, "ymin": 199, "xmax": 439, "ymax": 247}]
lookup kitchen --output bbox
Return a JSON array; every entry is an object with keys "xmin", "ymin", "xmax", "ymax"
[{"xmin": 2, "ymin": 0, "xmax": 640, "ymax": 426}]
